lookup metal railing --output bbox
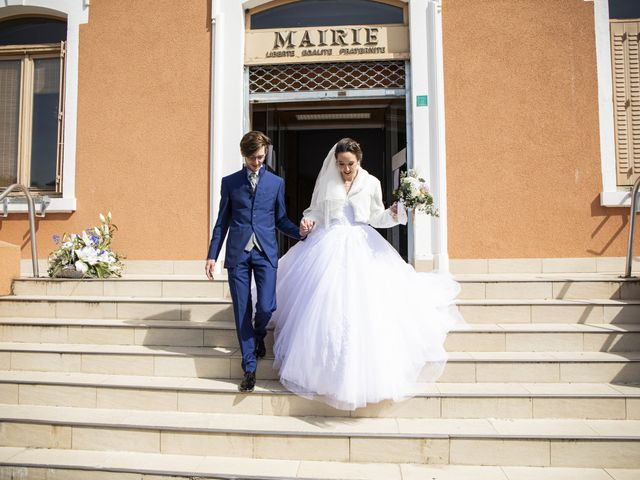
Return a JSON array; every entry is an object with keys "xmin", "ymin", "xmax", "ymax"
[
  {"xmin": 623, "ymin": 176, "xmax": 640, "ymax": 278},
  {"xmin": 0, "ymin": 184, "xmax": 40, "ymax": 278}
]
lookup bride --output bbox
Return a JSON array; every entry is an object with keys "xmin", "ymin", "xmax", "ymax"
[{"xmin": 270, "ymin": 138, "xmax": 464, "ymax": 410}]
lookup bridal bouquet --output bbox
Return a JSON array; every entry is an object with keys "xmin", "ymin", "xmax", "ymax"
[
  {"xmin": 393, "ymin": 169, "xmax": 439, "ymax": 217},
  {"xmin": 47, "ymin": 212, "xmax": 125, "ymax": 278}
]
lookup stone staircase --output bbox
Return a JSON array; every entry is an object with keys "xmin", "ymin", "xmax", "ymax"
[{"xmin": 0, "ymin": 274, "xmax": 639, "ymax": 479}]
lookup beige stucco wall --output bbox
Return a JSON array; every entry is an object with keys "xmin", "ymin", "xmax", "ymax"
[
  {"xmin": 0, "ymin": 0, "xmax": 211, "ymax": 260},
  {"xmin": 443, "ymin": 0, "xmax": 640, "ymax": 259}
]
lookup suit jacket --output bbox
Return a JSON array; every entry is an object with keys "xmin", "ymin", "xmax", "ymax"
[{"xmin": 207, "ymin": 166, "xmax": 301, "ymax": 268}]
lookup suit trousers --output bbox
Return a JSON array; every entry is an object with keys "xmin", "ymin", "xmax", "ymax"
[{"xmin": 227, "ymin": 247, "xmax": 277, "ymax": 373}]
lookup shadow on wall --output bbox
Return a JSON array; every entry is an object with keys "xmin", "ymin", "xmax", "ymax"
[
  {"xmin": 588, "ymin": 195, "xmax": 631, "ymax": 256},
  {"xmin": 0, "ymin": 212, "xmax": 73, "ymax": 255}
]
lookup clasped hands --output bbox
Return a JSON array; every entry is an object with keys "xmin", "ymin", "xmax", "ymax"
[
  {"xmin": 298, "ymin": 203, "xmax": 398, "ymax": 237},
  {"xmin": 299, "ymin": 218, "xmax": 315, "ymax": 237}
]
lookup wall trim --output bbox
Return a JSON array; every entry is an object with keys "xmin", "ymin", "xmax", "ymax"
[{"xmin": 591, "ymin": 0, "xmax": 632, "ymax": 207}]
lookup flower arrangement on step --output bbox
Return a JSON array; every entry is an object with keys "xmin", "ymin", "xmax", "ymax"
[
  {"xmin": 47, "ymin": 212, "xmax": 125, "ymax": 278},
  {"xmin": 393, "ymin": 169, "xmax": 439, "ymax": 218}
]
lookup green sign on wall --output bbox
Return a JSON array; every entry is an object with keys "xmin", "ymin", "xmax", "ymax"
[{"xmin": 416, "ymin": 95, "xmax": 428, "ymax": 107}]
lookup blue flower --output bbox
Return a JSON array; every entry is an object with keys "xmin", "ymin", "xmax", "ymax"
[{"xmin": 52, "ymin": 235, "xmax": 61, "ymax": 244}]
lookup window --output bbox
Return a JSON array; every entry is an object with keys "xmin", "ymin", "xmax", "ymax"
[
  {"xmin": 609, "ymin": 1, "xmax": 640, "ymax": 186},
  {"xmin": 249, "ymin": 0, "xmax": 405, "ymax": 30},
  {"xmin": 0, "ymin": 17, "xmax": 66, "ymax": 193}
]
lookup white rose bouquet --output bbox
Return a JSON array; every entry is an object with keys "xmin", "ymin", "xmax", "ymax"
[
  {"xmin": 393, "ymin": 169, "xmax": 439, "ymax": 217},
  {"xmin": 48, "ymin": 212, "xmax": 125, "ymax": 278}
]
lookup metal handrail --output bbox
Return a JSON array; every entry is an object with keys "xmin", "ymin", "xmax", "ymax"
[
  {"xmin": 0, "ymin": 184, "xmax": 40, "ymax": 278},
  {"xmin": 623, "ymin": 176, "xmax": 640, "ymax": 278}
]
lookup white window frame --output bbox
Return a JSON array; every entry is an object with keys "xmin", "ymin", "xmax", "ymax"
[
  {"xmin": 0, "ymin": 0, "xmax": 89, "ymax": 213},
  {"xmin": 593, "ymin": 0, "xmax": 638, "ymax": 207},
  {"xmin": 1, "ymin": 46, "xmax": 64, "ymax": 193}
]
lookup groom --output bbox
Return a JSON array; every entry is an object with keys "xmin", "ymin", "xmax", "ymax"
[{"xmin": 205, "ymin": 131, "xmax": 303, "ymax": 393}]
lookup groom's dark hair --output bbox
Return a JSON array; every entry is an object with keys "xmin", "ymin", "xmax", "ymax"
[
  {"xmin": 335, "ymin": 138, "xmax": 363, "ymax": 163},
  {"xmin": 240, "ymin": 131, "xmax": 272, "ymax": 157}
]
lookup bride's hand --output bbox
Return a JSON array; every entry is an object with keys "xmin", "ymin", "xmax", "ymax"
[
  {"xmin": 300, "ymin": 218, "xmax": 315, "ymax": 236},
  {"xmin": 390, "ymin": 202, "xmax": 398, "ymax": 217}
]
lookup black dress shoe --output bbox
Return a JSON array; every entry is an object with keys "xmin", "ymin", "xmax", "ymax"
[
  {"xmin": 255, "ymin": 338, "xmax": 266, "ymax": 359},
  {"xmin": 238, "ymin": 371, "xmax": 256, "ymax": 392}
]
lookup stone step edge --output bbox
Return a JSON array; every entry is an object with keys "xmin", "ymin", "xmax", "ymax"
[
  {"xmin": 0, "ymin": 295, "xmax": 232, "ymax": 304},
  {"xmin": 1, "ymin": 342, "xmax": 638, "ymax": 362},
  {"xmin": 0, "ymin": 370, "xmax": 637, "ymax": 398},
  {"xmin": 2, "ymin": 317, "xmax": 637, "ymax": 333},
  {"xmin": 2, "ymin": 447, "xmax": 635, "ymax": 480},
  {"xmin": 3, "ymin": 295, "xmax": 640, "ymax": 305},
  {"xmin": 1, "ymin": 405, "xmax": 639, "ymax": 440},
  {"xmin": 14, "ymin": 274, "xmax": 640, "ymax": 282},
  {"xmin": 15, "ymin": 276, "xmax": 227, "ymax": 282}
]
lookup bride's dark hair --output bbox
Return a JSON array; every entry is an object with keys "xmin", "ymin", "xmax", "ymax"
[{"xmin": 334, "ymin": 138, "xmax": 363, "ymax": 163}]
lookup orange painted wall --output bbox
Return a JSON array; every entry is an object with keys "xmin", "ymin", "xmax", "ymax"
[
  {"xmin": 443, "ymin": 0, "xmax": 640, "ymax": 258},
  {"xmin": 3, "ymin": 0, "xmax": 638, "ymax": 262},
  {"xmin": 0, "ymin": 0, "xmax": 212, "ymax": 260}
]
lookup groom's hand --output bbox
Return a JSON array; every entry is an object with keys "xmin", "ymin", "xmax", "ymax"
[{"xmin": 205, "ymin": 259, "xmax": 216, "ymax": 280}]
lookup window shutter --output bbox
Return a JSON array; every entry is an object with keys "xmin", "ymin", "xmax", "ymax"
[
  {"xmin": 0, "ymin": 60, "xmax": 21, "ymax": 188},
  {"xmin": 611, "ymin": 20, "xmax": 640, "ymax": 186}
]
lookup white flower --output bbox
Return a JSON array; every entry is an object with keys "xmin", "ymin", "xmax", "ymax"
[
  {"xmin": 98, "ymin": 251, "xmax": 116, "ymax": 264},
  {"xmin": 99, "ymin": 213, "xmax": 106, "ymax": 223},
  {"xmin": 405, "ymin": 176, "xmax": 420, "ymax": 188},
  {"xmin": 82, "ymin": 230, "xmax": 93, "ymax": 246},
  {"xmin": 107, "ymin": 211, "xmax": 112, "ymax": 221},
  {"xmin": 404, "ymin": 177, "xmax": 421, "ymax": 197},
  {"xmin": 62, "ymin": 241, "xmax": 73, "ymax": 250},
  {"xmin": 74, "ymin": 260, "xmax": 88, "ymax": 273},
  {"xmin": 75, "ymin": 246, "xmax": 99, "ymax": 265}
]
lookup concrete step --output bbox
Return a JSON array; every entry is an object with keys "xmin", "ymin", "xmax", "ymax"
[
  {"xmin": 1, "ymin": 404, "xmax": 639, "ymax": 467},
  {"xmin": 1, "ymin": 318, "xmax": 640, "ymax": 352},
  {"xmin": 0, "ymin": 342, "xmax": 639, "ymax": 383},
  {"xmin": 1, "ymin": 447, "xmax": 639, "ymax": 480},
  {"xmin": 11, "ymin": 275, "xmax": 640, "ymax": 300},
  {"xmin": 0, "ymin": 370, "xmax": 637, "ymax": 419},
  {"xmin": 2, "ymin": 295, "xmax": 640, "ymax": 324},
  {"xmin": 2, "ymin": 447, "xmax": 639, "ymax": 480},
  {"xmin": 457, "ymin": 275, "xmax": 640, "ymax": 300},
  {"xmin": 12, "ymin": 277, "xmax": 230, "ymax": 299},
  {"xmin": 456, "ymin": 299, "xmax": 640, "ymax": 324},
  {"xmin": 0, "ymin": 295, "xmax": 235, "ymax": 322}
]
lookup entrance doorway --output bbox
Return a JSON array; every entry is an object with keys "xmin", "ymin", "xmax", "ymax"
[{"xmin": 251, "ymin": 98, "xmax": 408, "ymax": 260}]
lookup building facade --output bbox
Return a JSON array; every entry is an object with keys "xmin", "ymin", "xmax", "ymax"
[{"xmin": 1, "ymin": 0, "xmax": 639, "ymax": 274}]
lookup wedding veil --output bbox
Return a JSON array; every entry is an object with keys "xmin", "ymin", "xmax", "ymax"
[
  {"xmin": 303, "ymin": 143, "xmax": 347, "ymax": 226},
  {"xmin": 302, "ymin": 143, "xmax": 406, "ymax": 227}
]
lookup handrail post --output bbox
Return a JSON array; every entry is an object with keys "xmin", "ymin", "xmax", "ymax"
[
  {"xmin": 0, "ymin": 184, "xmax": 40, "ymax": 278},
  {"xmin": 623, "ymin": 177, "xmax": 640, "ymax": 278}
]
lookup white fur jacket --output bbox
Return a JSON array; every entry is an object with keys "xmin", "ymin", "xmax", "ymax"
[{"xmin": 303, "ymin": 168, "xmax": 399, "ymax": 229}]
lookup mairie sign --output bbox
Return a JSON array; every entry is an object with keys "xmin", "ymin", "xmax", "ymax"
[{"xmin": 245, "ymin": 25, "xmax": 409, "ymax": 65}]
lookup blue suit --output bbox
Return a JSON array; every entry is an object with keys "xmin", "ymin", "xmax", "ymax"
[{"xmin": 208, "ymin": 166, "xmax": 301, "ymax": 373}]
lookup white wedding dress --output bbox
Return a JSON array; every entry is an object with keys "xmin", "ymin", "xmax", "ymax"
[{"xmin": 271, "ymin": 200, "xmax": 464, "ymax": 410}]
